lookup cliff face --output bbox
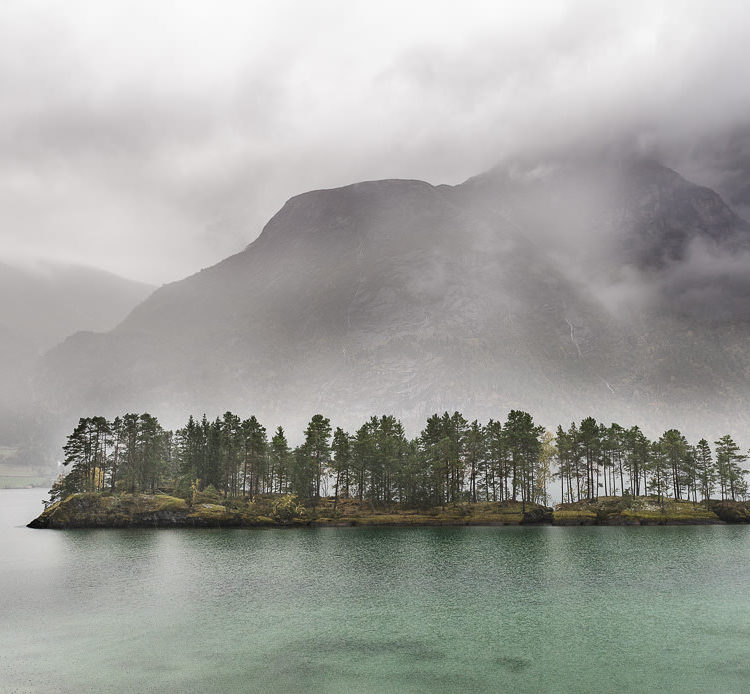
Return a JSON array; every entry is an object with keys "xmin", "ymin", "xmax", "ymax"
[{"xmin": 36, "ymin": 157, "xmax": 750, "ymax": 440}]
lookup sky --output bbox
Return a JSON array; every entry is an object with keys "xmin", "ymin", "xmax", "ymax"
[{"xmin": 2, "ymin": 0, "xmax": 750, "ymax": 284}]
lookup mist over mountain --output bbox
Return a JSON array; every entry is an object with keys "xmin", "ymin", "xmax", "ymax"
[
  {"xmin": 37, "ymin": 154, "xmax": 750, "ymax": 443},
  {"xmin": 0, "ymin": 263, "xmax": 153, "ymax": 450},
  {"xmin": 0, "ymin": 262, "xmax": 154, "ymax": 353}
]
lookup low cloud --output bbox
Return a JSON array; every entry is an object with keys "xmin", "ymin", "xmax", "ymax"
[
  {"xmin": 656, "ymin": 240, "xmax": 750, "ymax": 322},
  {"xmin": 1, "ymin": 1, "xmax": 750, "ymax": 282}
]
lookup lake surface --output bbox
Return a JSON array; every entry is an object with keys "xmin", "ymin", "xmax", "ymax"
[{"xmin": 2, "ymin": 488, "xmax": 750, "ymax": 693}]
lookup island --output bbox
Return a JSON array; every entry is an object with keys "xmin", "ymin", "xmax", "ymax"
[
  {"xmin": 28, "ymin": 492, "xmax": 750, "ymax": 529},
  {"xmin": 27, "ymin": 408, "xmax": 750, "ymax": 529}
]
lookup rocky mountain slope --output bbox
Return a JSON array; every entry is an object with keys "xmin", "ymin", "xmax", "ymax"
[{"xmin": 38, "ymin": 157, "xmax": 750, "ymax": 440}]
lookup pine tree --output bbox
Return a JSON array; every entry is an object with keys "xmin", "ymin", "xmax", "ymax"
[
  {"xmin": 715, "ymin": 435, "xmax": 747, "ymax": 501},
  {"xmin": 303, "ymin": 414, "xmax": 332, "ymax": 508},
  {"xmin": 269, "ymin": 426, "xmax": 291, "ymax": 493},
  {"xmin": 695, "ymin": 439, "xmax": 715, "ymax": 503},
  {"xmin": 331, "ymin": 427, "xmax": 352, "ymax": 511},
  {"xmin": 625, "ymin": 426, "xmax": 650, "ymax": 497},
  {"xmin": 503, "ymin": 410, "xmax": 544, "ymax": 510},
  {"xmin": 465, "ymin": 420, "xmax": 485, "ymax": 503},
  {"xmin": 352, "ymin": 421, "xmax": 375, "ymax": 506},
  {"xmin": 649, "ymin": 439, "xmax": 670, "ymax": 504},
  {"xmin": 659, "ymin": 429, "xmax": 689, "ymax": 500},
  {"xmin": 61, "ymin": 418, "xmax": 94, "ymax": 493},
  {"xmin": 241, "ymin": 416, "xmax": 267, "ymax": 497},
  {"xmin": 578, "ymin": 417, "xmax": 602, "ymax": 500},
  {"xmin": 138, "ymin": 413, "xmax": 167, "ymax": 493},
  {"xmin": 219, "ymin": 411, "xmax": 242, "ymax": 497}
]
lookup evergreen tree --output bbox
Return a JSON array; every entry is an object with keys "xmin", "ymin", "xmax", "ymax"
[
  {"xmin": 119, "ymin": 413, "xmax": 140, "ymax": 493},
  {"xmin": 659, "ymin": 429, "xmax": 689, "ymax": 500},
  {"xmin": 578, "ymin": 417, "xmax": 602, "ymax": 500},
  {"xmin": 61, "ymin": 418, "xmax": 95, "ymax": 493},
  {"xmin": 49, "ymin": 407, "xmax": 750, "ymax": 511},
  {"xmin": 352, "ymin": 421, "xmax": 375, "ymax": 506},
  {"xmin": 241, "ymin": 416, "xmax": 267, "ymax": 497},
  {"xmin": 695, "ymin": 438, "xmax": 715, "ymax": 503},
  {"xmin": 420, "ymin": 414, "xmax": 449, "ymax": 507},
  {"xmin": 303, "ymin": 414, "xmax": 332, "ymax": 507},
  {"xmin": 137, "ymin": 413, "xmax": 168, "ymax": 493},
  {"xmin": 715, "ymin": 435, "xmax": 747, "ymax": 501},
  {"xmin": 220, "ymin": 411, "xmax": 242, "ymax": 496},
  {"xmin": 649, "ymin": 439, "xmax": 670, "ymax": 504},
  {"xmin": 555, "ymin": 424, "xmax": 577, "ymax": 502},
  {"xmin": 269, "ymin": 426, "xmax": 291, "ymax": 493},
  {"xmin": 624, "ymin": 426, "xmax": 650, "ymax": 496},
  {"xmin": 331, "ymin": 427, "xmax": 352, "ymax": 511},
  {"xmin": 484, "ymin": 419, "xmax": 506, "ymax": 502},
  {"xmin": 465, "ymin": 420, "xmax": 485, "ymax": 503},
  {"xmin": 503, "ymin": 410, "xmax": 544, "ymax": 509}
]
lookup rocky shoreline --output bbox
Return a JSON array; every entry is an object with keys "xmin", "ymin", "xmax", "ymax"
[{"xmin": 26, "ymin": 493, "xmax": 750, "ymax": 529}]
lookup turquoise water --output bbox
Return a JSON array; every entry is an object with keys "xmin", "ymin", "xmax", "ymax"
[{"xmin": 2, "ymin": 489, "xmax": 750, "ymax": 693}]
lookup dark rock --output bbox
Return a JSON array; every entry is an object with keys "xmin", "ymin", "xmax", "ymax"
[
  {"xmin": 707, "ymin": 500, "xmax": 750, "ymax": 523},
  {"xmin": 521, "ymin": 506, "xmax": 553, "ymax": 524}
]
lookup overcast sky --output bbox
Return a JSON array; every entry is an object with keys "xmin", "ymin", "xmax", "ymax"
[{"xmin": 2, "ymin": 0, "xmax": 750, "ymax": 284}]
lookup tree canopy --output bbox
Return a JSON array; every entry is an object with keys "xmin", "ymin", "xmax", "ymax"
[{"xmin": 50, "ymin": 409, "xmax": 749, "ymax": 506}]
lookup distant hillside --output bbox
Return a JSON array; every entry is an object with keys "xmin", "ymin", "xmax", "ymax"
[
  {"xmin": 0, "ymin": 262, "xmax": 153, "ymax": 454},
  {"xmin": 38, "ymin": 157, "xmax": 750, "ymax": 442},
  {"xmin": 0, "ymin": 262, "xmax": 154, "ymax": 353}
]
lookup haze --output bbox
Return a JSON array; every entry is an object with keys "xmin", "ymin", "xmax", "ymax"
[{"xmin": 3, "ymin": 0, "xmax": 750, "ymax": 283}]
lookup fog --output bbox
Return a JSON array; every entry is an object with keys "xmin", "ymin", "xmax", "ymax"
[
  {"xmin": 3, "ymin": 1, "xmax": 750, "ymax": 477},
  {"xmin": 2, "ymin": 1, "xmax": 750, "ymax": 283}
]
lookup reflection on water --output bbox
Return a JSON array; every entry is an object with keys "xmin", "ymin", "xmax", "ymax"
[{"xmin": 2, "ymin": 489, "xmax": 750, "ymax": 693}]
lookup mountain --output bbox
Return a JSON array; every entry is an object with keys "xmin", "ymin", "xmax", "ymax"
[
  {"xmin": 0, "ymin": 262, "xmax": 154, "ymax": 451},
  {"xmin": 38, "ymin": 157, "xmax": 750, "ymax": 442},
  {"xmin": 0, "ymin": 262, "xmax": 155, "ymax": 354}
]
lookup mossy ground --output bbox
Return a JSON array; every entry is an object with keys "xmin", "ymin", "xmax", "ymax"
[
  {"xmin": 310, "ymin": 498, "xmax": 547, "ymax": 526},
  {"xmin": 554, "ymin": 496, "xmax": 725, "ymax": 525},
  {"xmin": 31, "ymin": 492, "xmax": 190, "ymax": 528}
]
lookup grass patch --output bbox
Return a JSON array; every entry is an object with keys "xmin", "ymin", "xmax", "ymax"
[
  {"xmin": 620, "ymin": 507, "xmax": 719, "ymax": 523},
  {"xmin": 149, "ymin": 494, "xmax": 189, "ymax": 512},
  {"xmin": 553, "ymin": 509, "xmax": 598, "ymax": 523}
]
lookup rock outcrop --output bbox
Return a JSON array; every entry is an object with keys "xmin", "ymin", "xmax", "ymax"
[
  {"xmin": 27, "ymin": 493, "xmax": 750, "ymax": 529},
  {"xmin": 552, "ymin": 496, "xmax": 742, "ymax": 525}
]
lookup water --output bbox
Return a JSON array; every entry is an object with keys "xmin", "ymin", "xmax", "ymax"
[{"xmin": 2, "ymin": 489, "xmax": 750, "ymax": 693}]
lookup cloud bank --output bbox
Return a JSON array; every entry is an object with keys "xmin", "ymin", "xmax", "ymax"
[{"xmin": 1, "ymin": 0, "xmax": 750, "ymax": 282}]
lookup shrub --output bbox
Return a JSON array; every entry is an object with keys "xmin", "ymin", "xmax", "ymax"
[
  {"xmin": 191, "ymin": 481, "xmax": 222, "ymax": 505},
  {"xmin": 272, "ymin": 494, "xmax": 306, "ymax": 523}
]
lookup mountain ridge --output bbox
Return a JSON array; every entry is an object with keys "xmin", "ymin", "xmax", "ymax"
[{"xmin": 36, "ymin": 157, "xmax": 750, "ymax": 442}]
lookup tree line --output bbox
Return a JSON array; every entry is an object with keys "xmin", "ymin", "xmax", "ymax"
[{"xmin": 50, "ymin": 410, "xmax": 749, "ymax": 507}]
